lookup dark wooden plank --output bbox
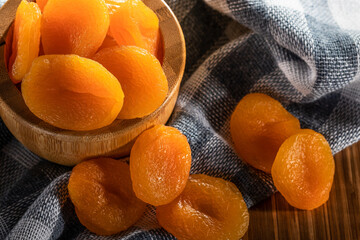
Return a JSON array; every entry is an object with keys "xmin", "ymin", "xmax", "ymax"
[{"xmin": 245, "ymin": 142, "xmax": 360, "ymax": 240}]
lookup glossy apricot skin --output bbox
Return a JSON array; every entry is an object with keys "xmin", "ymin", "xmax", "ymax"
[
  {"xmin": 130, "ymin": 125, "xmax": 191, "ymax": 206},
  {"xmin": 157, "ymin": 174, "xmax": 249, "ymax": 240},
  {"xmin": 68, "ymin": 158, "xmax": 147, "ymax": 235},
  {"xmin": 93, "ymin": 46, "xmax": 168, "ymax": 119},
  {"xmin": 230, "ymin": 93, "xmax": 300, "ymax": 173},
  {"xmin": 21, "ymin": 55, "xmax": 124, "ymax": 131},
  {"xmin": 41, "ymin": 0, "xmax": 109, "ymax": 57},
  {"xmin": 271, "ymin": 129, "xmax": 335, "ymax": 210},
  {"xmin": 6, "ymin": 0, "xmax": 41, "ymax": 84},
  {"xmin": 107, "ymin": 0, "xmax": 160, "ymax": 56}
]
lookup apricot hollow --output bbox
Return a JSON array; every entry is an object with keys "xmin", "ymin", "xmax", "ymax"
[
  {"xmin": 130, "ymin": 125, "xmax": 191, "ymax": 206},
  {"xmin": 230, "ymin": 93, "xmax": 300, "ymax": 173},
  {"xmin": 6, "ymin": 0, "xmax": 41, "ymax": 84},
  {"xmin": 93, "ymin": 46, "xmax": 168, "ymax": 119},
  {"xmin": 157, "ymin": 174, "xmax": 249, "ymax": 240},
  {"xmin": 41, "ymin": 0, "xmax": 109, "ymax": 57},
  {"xmin": 68, "ymin": 158, "xmax": 147, "ymax": 235},
  {"xmin": 21, "ymin": 55, "xmax": 124, "ymax": 131},
  {"xmin": 271, "ymin": 129, "xmax": 335, "ymax": 210},
  {"xmin": 107, "ymin": 0, "xmax": 160, "ymax": 56}
]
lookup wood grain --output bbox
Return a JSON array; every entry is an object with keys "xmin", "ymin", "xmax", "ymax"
[
  {"xmin": 0, "ymin": 0, "xmax": 186, "ymax": 166},
  {"xmin": 243, "ymin": 141, "xmax": 360, "ymax": 240},
  {"xmin": 0, "ymin": 0, "xmax": 21, "ymax": 44}
]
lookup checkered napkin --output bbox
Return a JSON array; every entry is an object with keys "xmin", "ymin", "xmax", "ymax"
[{"xmin": 1, "ymin": 0, "xmax": 359, "ymax": 239}]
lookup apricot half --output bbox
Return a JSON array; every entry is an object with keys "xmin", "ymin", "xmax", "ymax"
[
  {"xmin": 21, "ymin": 55, "xmax": 124, "ymax": 131},
  {"xmin": 6, "ymin": 0, "xmax": 41, "ymax": 84},
  {"xmin": 68, "ymin": 158, "xmax": 147, "ymax": 235},
  {"xmin": 107, "ymin": 0, "xmax": 160, "ymax": 56},
  {"xmin": 130, "ymin": 125, "xmax": 191, "ymax": 206},
  {"xmin": 41, "ymin": 0, "xmax": 109, "ymax": 57},
  {"xmin": 93, "ymin": 46, "xmax": 168, "ymax": 119},
  {"xmin": 157, "ymin": 174, "xmax": 249, "ymax": 240},
  {"xmin": 271, "ymin": 129, "xmax": 335, "ymax": 210},
  {"xmin": 230, "ymin": 93, "xmax": 300, "ymax": 173}
]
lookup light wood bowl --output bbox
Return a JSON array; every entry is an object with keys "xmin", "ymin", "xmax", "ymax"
[{"xmin": 0, "ymin": 0, "xmax": 186, "ymax": 166}]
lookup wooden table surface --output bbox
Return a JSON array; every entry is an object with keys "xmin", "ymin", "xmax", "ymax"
[{"xmin": 243, "ymin": 141, "xmax": 360, "ymax": 240}]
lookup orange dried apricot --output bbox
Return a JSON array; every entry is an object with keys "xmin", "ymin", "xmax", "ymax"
[
  {"xmin": 36, "ymin": 0, "xmax": 47, "ymax": 12},
  {"xmin": 157, "ymin": 174, "xmax": 249, "ymax": 240},
  {"xmin": 107, "ymin": 0, "xmax": 160, "ymax": 56},
  {"xmin": 93, "ymin": 46, "xmax": 168, "ymax": 119},
  {"xmin": 6, "ymin": 0, "xmax": 41, "ymax": 84},
  {"xmin": 68, "ymin": 158, "xmax": 147, "ymax": 235},
  {"xmin": 21, "ymin": 55, "xmax": 124, "ymax": 131},
  {"xmin": 130, "ymin": 125, "xmax": 191, "ymax": 206},
  {"xmin": 230, "ymin": 93, "xmax": 300, "ymax": 173},
  {"xmin": 271, "ymin": 129, "xmax": 335, "ymax": 210},
  {"xmin": 105, "ymin": 0, "xmax": 122, "ymax": 14},
  {"xmin": 41, "ymin": 0, "xmax": 109, "ymax": 57}
]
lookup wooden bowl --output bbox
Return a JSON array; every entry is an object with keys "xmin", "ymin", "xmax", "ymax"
[{"xmin": 0, "ymin": 0, "xmax": 186, "ymax": 166}]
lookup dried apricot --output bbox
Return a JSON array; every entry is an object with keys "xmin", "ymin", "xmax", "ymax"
[
  {"xmin": 36, "ymin": 0, "xmax": 47, "ymax": 12},
  {"xmin": 271, "ymin": 129, "xmax": 335, "ymax": 210},
  {"xmin": 105, "ymin": 0, "xmax": 123, "ymax": 14},
  {"xmin": 157, "ymin": 174, "xmax": 249, "ymax": 240},
  {"xmin": 68, "ymin": 158, "xmax": 147, "ymax": 235},
  {"xmin": 130, "ymin": 125, "xmax": 191, "ymax": 206},
  {"xmin": 41, "ymin": 0, "xmax": 109, "ymax": 57},
  {"xmin": 230, "ymin": 93, "xmax": 300, "ymax": 173},
  {"xmin": 21, "ymin": 55, "xmax": 124, "ymax": 131},
  {"xmin": 93, "ymin": 46, "xmax": 168, "ymax": 119},
  {"xmin": 107, "ymin": 0, "xmax": 160, "ymax": 56},
  {"xmin": 6, "ymin": 0, "xmax": 41, "ymax": 84}
]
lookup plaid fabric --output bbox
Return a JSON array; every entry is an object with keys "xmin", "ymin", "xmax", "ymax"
[{"xmin": 1, "ymin": 0, "xmax": 360, "ymax": 239}]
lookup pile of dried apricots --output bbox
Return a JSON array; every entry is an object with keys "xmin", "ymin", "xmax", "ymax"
[
  {"xmin": 66, "ymin": 93, "xmax": 335, "ymax": 238},
  {"xmin": 5, "ymin": 0, "xmax": 167, "ymax": 131},
  {"xmin": 68, "ymin": 125, "xmax": 250, "ymax": 239},
  {"xmin": 5, "ymin": 0, "xmax": 336, "ymax": 238}
]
